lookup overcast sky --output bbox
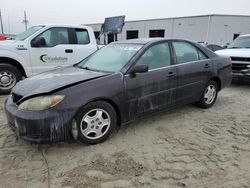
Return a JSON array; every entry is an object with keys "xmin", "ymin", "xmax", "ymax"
[{"xmin": 1, "ymin": 0, "xmax": 250, "ymax": 34}]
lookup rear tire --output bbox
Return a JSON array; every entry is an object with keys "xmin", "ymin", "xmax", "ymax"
[
  {"xmin": 0, "ymin": 64, "xmax": 22, "ymax": 94},
  {"xmin": 196, "ymin": 80, "xmax": 218, "ymax": 109},
  {"xmin": 72, "ymin": 101, "xmax": 117, "ymax": 145}
]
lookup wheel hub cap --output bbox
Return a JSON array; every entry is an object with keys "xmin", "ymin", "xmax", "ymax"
[
  {"xmin": 204, "ymin": 85, "xmax": 216, "ymax": 104},
  {"xmin": 0, "ymin": 75, "xmax": 10, "ymax": 84},
  {"xmin": 80, "ymin": 109, "xmax": 111, "ymax": 140},
  {"xmin": 0, "ymin": 71, "xmax": 16, "ymax": 89}
]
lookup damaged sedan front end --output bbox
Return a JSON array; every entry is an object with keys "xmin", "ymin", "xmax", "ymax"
[
  {"xmin": 4, "ymin": 66, "xmax": 113, "ymax": 143},
  {"xmin": 5, "ymin": 94, "xmax": 74, "ymax": 143}
]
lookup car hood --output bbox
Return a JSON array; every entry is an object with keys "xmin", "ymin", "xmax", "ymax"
[
  {"xmin": 0, "ymin": 40, "xmax": 16, "ymax": 49},
  {"xmin": 0, "ymin": 40, "xmax": 16, "ymax": 44},
  {"xmin": 215, "ymin": 48, "xmax": 250, "ymax": 58},
  {"xmin": 0, "ymin": 40, "xmax": 27, "ymax": 51},
  {"xmin": 12, "ymin": 66, "xmax": 110, "ymax": 98}
]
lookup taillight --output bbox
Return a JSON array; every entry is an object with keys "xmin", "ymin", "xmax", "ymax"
[{"xmin": 0, "ymin": 35, "xmax": 5, "ymax": 40}]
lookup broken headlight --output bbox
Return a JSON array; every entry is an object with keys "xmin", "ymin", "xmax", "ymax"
[{"xmin": 18, "ymin": 95, "xmax": 65, "ymax": 111}]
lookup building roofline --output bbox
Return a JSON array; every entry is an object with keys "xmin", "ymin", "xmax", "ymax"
[{"xmin": 86, "ymin": 14, "xmax": 250, "ymax": 26}]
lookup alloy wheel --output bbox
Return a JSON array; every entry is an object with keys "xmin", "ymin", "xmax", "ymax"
[
  {"xmin": 80, "ymin": 108, "xmax": 111, "ymax": 140},
  {"xmin": 204, "ymin": 84, "xmax": 216, "ymax": 104}
]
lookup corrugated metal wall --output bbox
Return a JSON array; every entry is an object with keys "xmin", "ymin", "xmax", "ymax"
[{"xmin": 87, "ymin": 15, "xmax": 250, "ymax": 45}]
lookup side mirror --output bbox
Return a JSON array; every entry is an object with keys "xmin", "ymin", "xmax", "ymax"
[
  {"xmin": 128, "ymin": 64, "xmax": 148, "ymax": 75},
  {"xmin": 31, "ymin": 37, "xmax": 46, "ymax": 47}
]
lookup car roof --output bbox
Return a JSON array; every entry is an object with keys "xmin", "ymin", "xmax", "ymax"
[
  {"xmin": 113, "ymin": 38, "xmax": 204, "ymax": 47},
  {"xmin": 113, "ymin": 38, "xmax": 169, "ymax": 45},
  {"xmin": 34, "ymin": 24, "xmax": 92, "ymax": 29},
  {"xmin": 239, "ymin": 34, "xmax": 250, "ymax": 37},
  {"xmin": 113, "ymin": 38, "xmax": 218, "ymax": 58}
]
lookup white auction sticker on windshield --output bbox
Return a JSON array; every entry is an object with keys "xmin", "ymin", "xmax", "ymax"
[
  {"xmin": 115, "ymin": 44, "xmax": 142, "ymax": 51},
  {"xmin": 123, "ymin": 46, "xmax": 142, "ymax": 51}
]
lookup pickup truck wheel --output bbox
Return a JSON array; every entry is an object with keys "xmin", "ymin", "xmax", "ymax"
[
  {"xmin": 0, "ymin": 64, "xmax": 22, "ymax": 94},
  {"xmin": 72, "ymin": 101, "xmax": 117, "ymax": 145},
  {"xmin": 196, "ymin": 80, "xmax": 218, "ymax": 109}
]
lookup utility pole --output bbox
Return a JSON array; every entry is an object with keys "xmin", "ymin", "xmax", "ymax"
[
  {"xmin": 22, "ymin": 11, "xmax": 28, "ymax": 30},
  {"xmin": 0, "ymin": 9, "xmax": 4, "ymax": 34},
  {"xmin": 8, "ymin": 15, "xmax": 10, "ymax": 34}
]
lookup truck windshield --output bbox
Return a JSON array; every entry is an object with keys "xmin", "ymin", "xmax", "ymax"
[
  {"xmin": 228, "ymin": 36, "xmax": 250, "ymax": 49},
  {"xmin": 78, "ymin": 43, "xmax": 142, "ymax": 72},
  {"xmin": 15, "ymin": 26, "xmax": 44, "ymax": 41}
]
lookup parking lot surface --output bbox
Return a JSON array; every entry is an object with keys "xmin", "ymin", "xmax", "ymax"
[{"xmin": 0, "ymin": 83, "xmax": 250, "ymax": 188}]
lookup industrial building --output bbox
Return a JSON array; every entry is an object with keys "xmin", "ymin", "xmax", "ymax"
[{"xmin": 87, "ymin": 14, "xmax": 250, "ymax": 46}]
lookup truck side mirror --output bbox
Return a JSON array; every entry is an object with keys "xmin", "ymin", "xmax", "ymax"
[{"xmin": 31, "ymin": 37, "xmax": 46, "ymax": 47}]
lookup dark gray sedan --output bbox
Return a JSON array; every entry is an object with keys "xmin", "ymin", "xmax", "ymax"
[{"xmin": 4, "ymin": 38, "xmax": 232, "ymax": 144}]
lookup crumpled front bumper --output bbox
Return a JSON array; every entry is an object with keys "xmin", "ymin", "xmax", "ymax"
[{"xmin": 4, "ymin": 95, "xmax": 76, "ymax": 143}]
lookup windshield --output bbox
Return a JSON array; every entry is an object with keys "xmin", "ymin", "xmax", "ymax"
[
  {"xmin": 228, "ymin": 36, "xmax": 250, "ymax": 49},
  {"xmin": 16, "ymin": 26, "xmax": 44, "ymax": 41},
  {"xmin": 78, "ymin": 43, "xmax": 142, "ymax": 72}
]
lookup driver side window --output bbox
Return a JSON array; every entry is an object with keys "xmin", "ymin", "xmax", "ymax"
[
  {"xmin": 136, "ymin": 42, "xmax": 171, "ymax": 70},
  {"xmin": 35, "ymin": 27, "xmax": 69, "ymax": 47}
]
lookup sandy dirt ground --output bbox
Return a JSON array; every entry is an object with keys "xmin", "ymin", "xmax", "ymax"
[{"xmin": 0, "ymin": 83, "xmax": 250, "ymax": 188}]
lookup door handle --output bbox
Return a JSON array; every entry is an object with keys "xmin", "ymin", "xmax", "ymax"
[
  {"xmin": 65, "ymin": 49, "xmax": 73, "ymax": 53},
  {"xmin": 204, "ymin": 64, "xmax": 210, "ymax": 68},
  {"xmin": 167, "ymin": 71, "xmax": 176, "ymax": 77}
]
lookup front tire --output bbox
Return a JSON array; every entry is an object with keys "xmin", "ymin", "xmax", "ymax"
[
  {"xmin": 196, "ymin": 80, "xmax": 218, "ymax": 109},
  {"xmin": 72, "ymin": 101, "xmax": 117, "ymax": 144},
  {"xmin": 0, "ymin": 64, "xmax": 22, "ymax": 94}
]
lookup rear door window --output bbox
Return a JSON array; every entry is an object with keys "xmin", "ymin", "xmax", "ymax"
[
  {"xmin": 75, "ymin": 29, "xmax": 90, "ymax": 44},
  {"xmin": 173, "ymin": 41, "xmax": 209, "ymax": 63},
  {"xmin": 198, "ymin": 50, "xmax": 208, "ymax": 60},
  {"xmin": 172, "ymin": 42, "xmax": 199, "ymax": 64}
]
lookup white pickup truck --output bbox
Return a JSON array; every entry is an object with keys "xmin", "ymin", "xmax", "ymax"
[
  {"xmin": 0, "ymin": 24, "xmax": 99, "ymax": 94},
  {"xmin": 216, "ymin": 34, "xmax": 250, "ymax": 82}
]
